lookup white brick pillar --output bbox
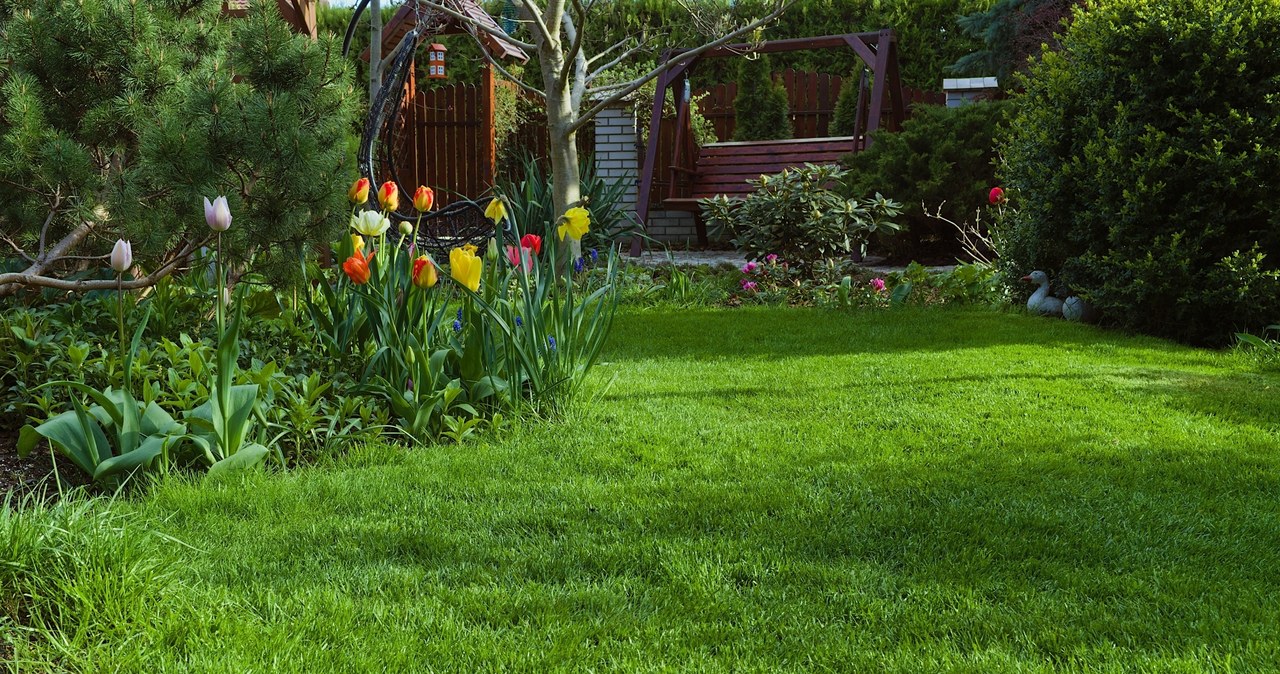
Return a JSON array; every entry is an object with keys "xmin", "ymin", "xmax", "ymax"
[{"xmin": 592, "ymin": 103, "xmax": 640, "ymax": 223}]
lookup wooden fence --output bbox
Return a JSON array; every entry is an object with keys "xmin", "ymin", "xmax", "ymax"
[{"xmin": 394, "ymin": 72, "xmax": 497, "ymax": 206}]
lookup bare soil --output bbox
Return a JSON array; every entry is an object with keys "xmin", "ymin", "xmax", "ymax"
[{"xmin": 0, "ymin": 430, "xmax": 89, "ymax": 503}]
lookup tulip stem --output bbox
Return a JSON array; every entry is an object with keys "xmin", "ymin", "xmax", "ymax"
[
  {"xmin": 117, "ymin": 272, "xmax": 126, "ymax": 386},
  {"xmin": 216, "ymin": 231, "xmax": 224, "ymax": 339}
]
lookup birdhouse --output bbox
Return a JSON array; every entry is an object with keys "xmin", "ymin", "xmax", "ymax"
[{"xmin": 427, "ymin": 43, "xmax": 448, "ymax": 79}]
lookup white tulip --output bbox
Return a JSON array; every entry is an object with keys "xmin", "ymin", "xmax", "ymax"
[
  {"xmin": 204, "ymin": 195, "xmax": 232, "ymax": 232},
  {"xmin": 352, "ymin": 210, "xmax": 391, "ymax": 237},
  {"xmin": 109, "ymin": 239, "xmax": 133, "ymax": 273}
]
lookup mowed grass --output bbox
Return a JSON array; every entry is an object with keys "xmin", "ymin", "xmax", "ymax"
[{"xmin": 6, "ymin": 307, "xmax": 1280, "ymax": 672}]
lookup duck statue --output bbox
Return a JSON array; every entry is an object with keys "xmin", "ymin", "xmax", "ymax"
[
  {"xmin": 1020, "ymin": 270, "xmax": 1063, "ymax": 316},
  {"xmin": 1020, "ymin": 270, "xmax": 1099, "ymax": 322}
]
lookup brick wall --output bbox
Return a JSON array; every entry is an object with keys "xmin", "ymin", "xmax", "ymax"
[{"xmin": 593, "ymin": 102, "xmax": 711, "ymax": 246}]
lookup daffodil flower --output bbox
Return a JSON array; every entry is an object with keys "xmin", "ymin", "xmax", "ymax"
[{"xmin": 558, "ymin": 207, "xmax": 590, "ymax": 241}]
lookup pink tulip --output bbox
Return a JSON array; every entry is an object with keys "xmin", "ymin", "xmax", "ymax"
[
  {"xmin": 742, "ymin": 261, "xmax": 758, "ymax": 274},
  {"xmin": 870, "ymin": 278, "xmax": 886, "ymax": 292}
]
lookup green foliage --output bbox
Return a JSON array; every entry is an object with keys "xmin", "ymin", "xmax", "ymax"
[
  {"xmin": 0, "ymin": 0, "xmax": 358, "ymax": 287},
  {"xmin": 830, "ymin": 69, "xmax": 862, "ymax": 137},
  {"xmin": 700, "ymin": 164, "xmax": 902, "ymax": 271},
  {"xmin": 952, "ymin": 0, "xmax": 1079, "ymax": 80},
  {"xmin": 732, "ymin": 55, "xmax": 792, "ymax": 141},
  {"xmin": 494, "ymin": 154, "xmax": 642, "ymax": 252},
  {"xmin": 996, "ymin": 0, "xmax": 1280, "ymax": 345},
  {"xmin": 842, "ymin": 101, "xmax": 1012, "ymax": 260}
]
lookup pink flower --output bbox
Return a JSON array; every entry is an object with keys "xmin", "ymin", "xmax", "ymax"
[
  {"xmin": 989, "ymin": 186, "xmax": 1006, "ymax": 205},
  {"xmin": 505, "ymin": 245, "xmax": 533, "ymax": 272},
  {"xmin": 741, "ymin": 280, "xmax": 758, "ymax": 292},
  {"xmin": 870, "ymin": 278, "xmax": 886, "ymax": 292},
  {"xmin": 742, "ymin": 261, "xmax": 758, "ymax": 274},
  {"xmin": 764, "ymin": 254, "xmax": 778, "ymax": 264}
]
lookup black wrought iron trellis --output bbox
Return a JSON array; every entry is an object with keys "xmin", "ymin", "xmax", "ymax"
[{"xmin": 342, "ymin": 1, "xmax": 510, "ymax": 258}]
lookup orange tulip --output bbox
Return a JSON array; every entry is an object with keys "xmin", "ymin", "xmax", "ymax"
[
  {"xmin": 413, "ymin": 186, "xmax": 435, "ymax": 213},
  {"xmin": 348, "ymin": 177, "xmax": 371, "ymax": 204},
  {"xmin": 342, "ymin": 249, "xmax": 374, "ymax": 285},
  {"xmin": 378, "ymin": 181, "xmax": 399, "ymax": 211}
]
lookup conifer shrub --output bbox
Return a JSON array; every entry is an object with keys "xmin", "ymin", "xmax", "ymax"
[
  {"xmin": 0, "ymin": 0, "xmax": 358, "ymax": 287},
  {"xmin": 732, "ymin": 55, "xmax": 792, "ymax": 142},
  {"xmin": 842, "ymin": 100, "xmax": 1010, "ymax": 261},
  {"xmin": 997, "ymin": 0, "xmax": 1280, "ymax": 345}
]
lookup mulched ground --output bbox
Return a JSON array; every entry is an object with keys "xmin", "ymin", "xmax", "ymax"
[{"xmin": 0, "ymin": 429, "xmax": 89, "ymax": 503}]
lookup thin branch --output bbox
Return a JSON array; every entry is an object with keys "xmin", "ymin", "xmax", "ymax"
[
  {"xmin": 570, "ymin": 0, "xmax": 792, "ymax": 134},
  {"xmin": 558, "ymin": 0, "xmax": 587, "ymax": 86},
  {"xmin": 0, "ymin": 239, "xmax": 203, "ymax": 293},
  {"xmin": 413, "ymin": 0, "xmax": 537, "ymax": 51},
  {"xmin": 480, "ymin": 46, "xmax": 546, "ymax": 98},
  {"xmin": 587, "ymin": 36, "xmax": 658, "ymax": 83},
  {"xmin": 513, "ymin": 0, "xmax": 556, "ymax": 51},
  {"xmin": 0, "ymin": 234, "xmax": 35, "ymax": 263},
  {"xmin": 36, "ymin": 189, "xmax": 62, "ymax": 261}
]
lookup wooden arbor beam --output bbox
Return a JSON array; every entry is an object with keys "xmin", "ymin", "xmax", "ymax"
[{"xmin": 630, "ymin": 31, "xmax": 906, "ymax": 257}]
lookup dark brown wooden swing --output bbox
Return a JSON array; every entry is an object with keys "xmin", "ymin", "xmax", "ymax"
[{"xmin": 632, "ymin": 31, "xmax": 908, "ymax": 256}]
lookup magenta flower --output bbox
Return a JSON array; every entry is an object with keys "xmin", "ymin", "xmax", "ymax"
[
  {"xmin": 765, "ymin": 254, "xmax": 778, "ymax": 264},
  {"xmin": 870, "ymin": 278, "xmax": 886, "ymax": 292},
  {"xmin": 741, "ymin": 280, "xmax": 758, "ymax": 292},
  {"xmin": 742, "ymin": 261, "xmax": 758, "ymax": 274}
]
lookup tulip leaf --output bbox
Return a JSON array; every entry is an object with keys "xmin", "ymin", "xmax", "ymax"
[
  {"xmin": 206, "ymin": 443, "xmax": 270, "ymax": 480},
  {"xmin": 94, "ymin": 434, "xmax": 169, "ymax": 481},
  {"xmin": 17, "ymin": 425, "xmax": 40, "ymax": 458}
]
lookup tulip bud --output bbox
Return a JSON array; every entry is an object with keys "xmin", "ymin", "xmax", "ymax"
[
  {"xmin": 486, "ymin": 237, "xmax": 499, "ymax": 262},
  {"xmin": 413, "ymin": 186, "xmax": 435, "ymax": 212},
  {"xmin": 399, "ymin": 221, "xmax": 414, "ymax": 237},
  {"xmin": 203, "ymin": 196, "xmax": 232, "ymax": 232},
  {"xmin": 378, "ymin": 181, "xmax": 399, "ymax": 211},
  {"xmin": 348, "ymin": 177, "xmax": 371, "ymax": 204},
  {"xmin": 109, "ymin": 239, "xmax": 133, "ymax": 273}
]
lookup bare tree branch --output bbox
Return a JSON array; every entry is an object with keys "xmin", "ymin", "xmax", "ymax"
[
  {"xmin": 569, "ymin": 0, "xmax": 792, "ymax": 135},
  {"xmin": 0, "ymin": 233, "xmax": 35, "ymax": 263},
  {"xmin": 513, "ymin": 0, "xmax": 557, "ymax": 52},
  {"xmin": 586, "ymin": 36, "xmax": 659, "ymax": 84},
  {"xmin": 558, "ymin": 0, "xmax": 587, "ymax": 86},
  {"xmin": 0, "ymin": 239, "xmax": 202, "ymax": 293}
]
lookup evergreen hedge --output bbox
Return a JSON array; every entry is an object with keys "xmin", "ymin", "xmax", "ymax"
[{"xmin": 996, "ymin": 0, "xmax": 1280, "ymax": 345}]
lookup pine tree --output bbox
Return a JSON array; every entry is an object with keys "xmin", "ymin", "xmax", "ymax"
[
  {"xmin": 830, "ymin": 69, "xmax": 863, "ymax": 137},
  {"xmin": 0, "ymin": 0, "xmax": 358, "ymax": 292},
  {"xmin": 732, "ymin": 54, "xmax": 792, "ymax": 142}
]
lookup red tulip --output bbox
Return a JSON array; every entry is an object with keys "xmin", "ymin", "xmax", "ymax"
[
  {"xmin": 520, "ymin": 233, "xmax": 542, "ymax": 255},
  {"xmin": 989, "ymin": 186, "xmax": 1006, "ymax": 205},
  {"xmin": 342, "ymin": 249, "xmax": 374, "ymax": 284},
  {"xmin": 378, "ymin": 181, "xmax": 399, "ymax": 211}
]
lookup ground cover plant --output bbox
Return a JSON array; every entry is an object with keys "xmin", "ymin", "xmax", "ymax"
[{"xmin": 4, "ymin": 306, "xmax": 1279, "ymax": 671}]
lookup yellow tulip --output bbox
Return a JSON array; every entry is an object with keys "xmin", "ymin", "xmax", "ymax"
[
  {"xmin": 449, "ymin": 246, "xmax": 482, "ymax": 292},
  {"xmin": 351, "ymin": 233, "xmax": 365, "ymax": 253},
  {"xmin": 484, "ymin": 198, "xmax": 507, "ymax": 223},
  {"xmin": 557, "ymin": 206, "xmax": 590, "ymax": 241}
]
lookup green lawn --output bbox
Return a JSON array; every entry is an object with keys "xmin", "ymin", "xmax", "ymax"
[{"xmin": 6, "ymin": 307, "xmax": 1280, "ymax": 672}]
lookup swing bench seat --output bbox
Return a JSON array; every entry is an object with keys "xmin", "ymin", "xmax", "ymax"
[{"xmin": 662, "ymin": 135, "xmax": 860, "ymax": 211}]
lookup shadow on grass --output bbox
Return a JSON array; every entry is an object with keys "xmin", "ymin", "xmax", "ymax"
[
  {"xmin": 607, "ymin": 307, "xmax": 1200, "ymax": 363},
  {"xmin": 1133, "ymin": 368, "xmax": 1280, "ymax": 431}
]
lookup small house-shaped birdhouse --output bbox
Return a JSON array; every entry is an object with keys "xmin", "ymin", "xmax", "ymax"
[{"xmin": 426, "ymin": 43, "xmax": 448, "ymax": 79}]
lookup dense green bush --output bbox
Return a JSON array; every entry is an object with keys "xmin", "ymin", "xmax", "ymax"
[
  {"xmin": 996, "ymin": 0, "xmax": 1280, "ymax": 345},
  {"xmin": 843, "ymin": 101, "xmax": 1011, "ymax": 261},
  {"xmin": 732, "ymin": 54, "xmax": 792, "ymax": 141},
  {"xmin": 0, "ymin": 0, "xmax": 357, "ymax": 287},
  {"xmin": 699, "ymin": 164, "xmax": 901, "ymax": 271}
]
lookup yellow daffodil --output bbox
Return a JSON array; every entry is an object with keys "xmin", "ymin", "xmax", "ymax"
[
  {"xmin": 484, "ymin": 198, "xmax": 507, "ymax": 223},
  {"xmin": 449, "ymin": 246, "xmax": 482, "ymax": 292},
  {"xmin": 558, "ymin": 206, "xmax": 590, "ymax": 241}
]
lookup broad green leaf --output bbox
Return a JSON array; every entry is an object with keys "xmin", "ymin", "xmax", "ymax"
[
  {"xmin": 206, "ymin": 443, "xmax": 270, "ymax": 480},
  {"xmin": 16, "ymin": 425, "xmax": 40, "ymax": 457},
  {"xmin": 93, "ymin": 434, "xmax": 169, "ymax": 481}
]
